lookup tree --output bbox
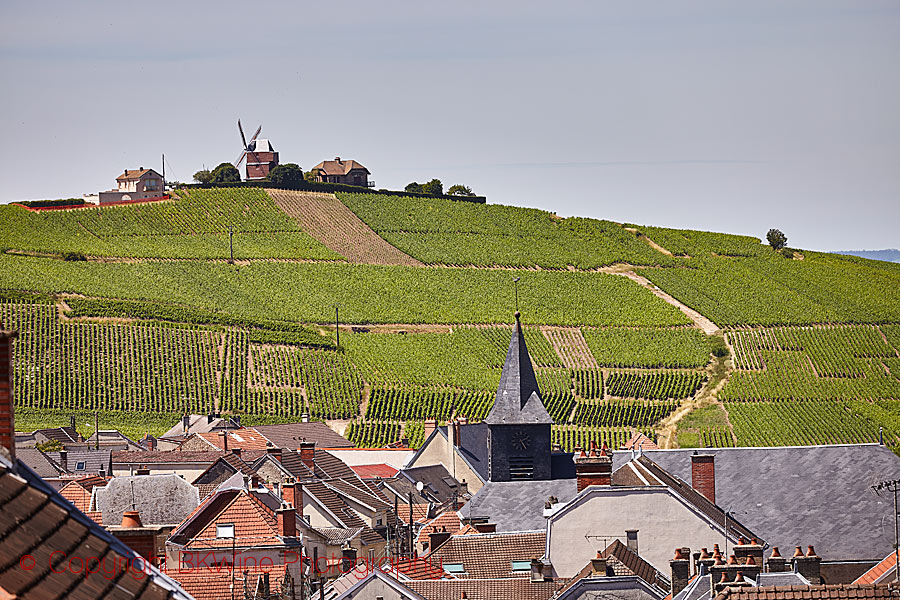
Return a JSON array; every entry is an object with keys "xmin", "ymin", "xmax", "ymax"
[
  {"xmin": 404, "ymin": 182, "xmax": 424, "ymax": 193},
  {"xmin": 210, "ymin": 162, "xmax": 241, "ymax": 183},
  {"xmin": 193, "ymin": 169, "xmax": 212, "ymax": 184},
  {"xmin": 35, "ymin": 439, "xmax": 63, "ymax": 452},
  {"xmin": 447, "ymin": 184, "xmax": 475, "ymax": 197},
  {"xmin": 421, "ymin": 179, "xmax": 443, "ymax": 196},
  {"xmin": 767, "ymin": 228, "xmax": 788, "ymax": 251},
  {"xmin": 304, "ymin": 169, "xmax": 320, "ymax": 183},
  {"xmin": 267, "ymin": 163, "xmax": 304, "ymax": 187}
]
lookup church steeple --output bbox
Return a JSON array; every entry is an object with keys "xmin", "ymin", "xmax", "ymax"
[{"xmin": 484, "ymin": 312, "xmax": 553, "ymax": 426}]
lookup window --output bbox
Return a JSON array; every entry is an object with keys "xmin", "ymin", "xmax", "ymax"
[
  {"xmin": 444, "ymin": 563, "xmax": 465, "ymax": 573},
  {"xmin": 216, "ymin": 523, "xmax": 235, "ymax": 539},
  {"xmin": 75, "ymin": 461, "xmax": 86, "ymax": 471},
  {"xmin": 376, "ymin": 517, "xmax": 383, "ymax": 526},
  {"xmin": 509, "ymin": 457, "xmax": 534, "ymax": 480},
  {"xmin": 511, "ymin": 560, "xmax": 532, "ymax": 571}
]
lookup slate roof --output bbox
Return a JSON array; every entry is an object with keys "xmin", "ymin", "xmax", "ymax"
[
  {"xmin": 673, "ymin": 568, "xmax": 811, "ymax": 600},
  {"xmin": 615, "ymin": 445, "xmax": 900, "ymax": 561},
  {"xmin": 427, "ymin": 531, "xmax": 546, "ymax": 578},
  {"xmin": 95, "ymin": 474, "xmax": 200, "ymax": 526},
  {"xmin": 557, "ymin": 575, "xmax": 668, "ymax": 600},
  {"xmin": 160, "ymin": 414, "xmax": 238, "ymax": 438},
  {"xmin": 15, "ymin": 447, "xmax": 66, "ymax": 478},
  {"xmin": 0, "ymin": 450, "xmax": 192, "ymax": 599},
  {"xmin": 197, "ymin": 428, "xmax": 270, "ymax": 450},
  {"xmin": 405, "ymin": 578, "xmax": 561, "ymax": 600},
  {"xmin": 402, "ymin": 464, "xmax": 467, "ymax": 503},
  {"xmin": 432, "ymin": 422, "xmax": 490, "ymax": 482},
  {"xmin": 714, "ymin": 585, "xmax": 896, "ymax": 600},
  {"xmin": 252, "ymin": 422, "xmax": 354, "ymax": 448},
  {"xmin": 602, "ymin": 539, "xmax": 669, "ymax": 590},
  {"xmin": 462, "ymin": 478, "xmax": 579, "ymax": 532},
  {"xmin": 113, "ymin": 449, "xmax": 267, "ymax": 464},
  {"xmin": 484, "ymin": 314, "xmax": 552, "ymax": 425},
  {"xmin": 47, "ymin": 449, "xmax": 112, "ymax": 475}
]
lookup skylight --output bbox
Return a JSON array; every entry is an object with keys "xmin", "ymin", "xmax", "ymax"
[{"xmin": 443, "ymin": 563, "xmax": 465, "ymax": 573}]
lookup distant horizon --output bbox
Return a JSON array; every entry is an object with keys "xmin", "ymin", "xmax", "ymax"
[{"xmin": 2, "ymin": 1, "xmax": 898, "ymax": 252}]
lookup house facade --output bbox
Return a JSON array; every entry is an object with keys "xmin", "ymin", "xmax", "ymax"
[
  {"xmin": 85, "ymin": 168, "xmax": 166, "ymax": 205},
  {"xmin": 310, "ymin": 157, "xmax": 372, "ymax": 187}
]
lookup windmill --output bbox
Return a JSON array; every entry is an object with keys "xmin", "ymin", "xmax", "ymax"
[{"xmin": 234, "ymin": 119, "xmax": 279, "ymax": 180}]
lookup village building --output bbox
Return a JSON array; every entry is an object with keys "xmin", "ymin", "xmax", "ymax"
[
  {"xmin": 84, "ymin": 167, "xmax": 166, "ymax": 205},
  {"xmin": 310, "ymin": 157, "xmax": 372, "ymax": 187}
]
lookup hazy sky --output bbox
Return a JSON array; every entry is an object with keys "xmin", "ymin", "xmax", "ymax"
[{"xmin": 2, "ymin": 1, "xmax": 898, "ymax": 251}]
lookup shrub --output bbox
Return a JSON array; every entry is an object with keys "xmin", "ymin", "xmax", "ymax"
[{"xmin": 62, "ymin": 252, "xmax": 87, "ymax": 261}]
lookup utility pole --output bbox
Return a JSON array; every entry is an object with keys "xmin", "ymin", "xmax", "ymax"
[
  {"xmin": 95, "ymin": 411, "xmax": 99, "ymax": 450},
  {"xmin": 161, "ymin": 154, "xmax": 165, "ymax": 187},
  {"xmin": 408, "ymin": 491, "xmax": 414, "ymax": 559},
  {"xmin": 228, "ymin": 225, "xmax": 234, "ymax": 263},
  {"xmin": 872, "ymin": 478, "xmax": 900, "ymax": 583},
  {"xmin": 334, "ymin": 306, "xmax": 340, "ymax": 347}
]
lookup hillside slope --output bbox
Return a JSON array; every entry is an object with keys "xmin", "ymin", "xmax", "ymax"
[{"xmin": 1, "ymin": 188, "xmax": 898, "ymax": 450}]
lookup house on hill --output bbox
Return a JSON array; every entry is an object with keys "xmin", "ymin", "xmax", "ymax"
[
  {"xmin": 310, "ymin": 157, "xmax": 372, "ymax": 187},
  {"xmin": 84, "ymin": 167, "xmax": 166, "ymax": 205}
]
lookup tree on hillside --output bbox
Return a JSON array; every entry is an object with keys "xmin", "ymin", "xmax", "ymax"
[
  {"xmin": 210, "ymin": 162, "xmax": 241, "ymax": 183},
  {"xmin": 267, "ymin": 163, "xmax": 304, "ymax": 187},
  {"xmin": 193, "ymin": 169, "xmax": 212, "ymax": 184},
  {"xmin": 447, "ymin": 184, "xmax": 475, "ymax": 197},
  {"xmin": 404, "ymin": 182, "xmax": 424, "ymax": 193},
  {"xmin": 421, "ymin": 179, "xmax": 443, "ymax": 196},
  {"xmin": 767, "ymin": 228, "xmax": 788, "ymax": 251}
]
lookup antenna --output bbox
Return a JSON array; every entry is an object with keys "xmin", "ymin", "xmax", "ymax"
[{"xmin": 130, "ymin": 479, "xmax": 137, "ymax": 512}]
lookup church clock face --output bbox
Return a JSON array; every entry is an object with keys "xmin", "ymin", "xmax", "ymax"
[{"xmin": 512, "ymin": 430, "xmax": 531, "ymax": 450}]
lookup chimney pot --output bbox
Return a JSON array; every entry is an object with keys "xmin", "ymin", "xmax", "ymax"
[
  {"xmin": 793, "ymin": 546, "xmax": 804, "ymax": 558},
  {"xmin": 121, "ymin": 510, "xmax": 143, "ymax": 528},
  {"xmin": 231, "ymin": 447, "xmax": 241, "ymax": 458},
  {"xmin": 700, "ymin": 548, "xmax": 710, "ymax": 559},
  {"xmin": 770, "ymin": 547, "xmax": 782, "ymax": 558},
  {"xmin": 806, "ymin": 545, "xmax": 817, "ymax": 557}
]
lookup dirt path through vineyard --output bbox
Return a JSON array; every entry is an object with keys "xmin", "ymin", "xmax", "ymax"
[
  {"xmin": 615, "ymin": 271, "xmax": 720, "ymax": 335},
  {"xmin": 268, "ymin": 189, "xmax": 423, "ymax": 266}
]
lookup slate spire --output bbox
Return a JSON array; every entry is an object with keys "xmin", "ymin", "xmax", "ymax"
[{"xmin": 484, "ymin": 312, "xmax": 553, "ymax": 425}]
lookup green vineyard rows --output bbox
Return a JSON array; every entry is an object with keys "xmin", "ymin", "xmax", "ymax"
[
  {"xmin": 605, "ymin": 371, "xmax": 705, "ymax": 400},
  {"xmin": 726, "ymin": 400, "xmax": 880, "ymax": 447},
  {"xmin": 582, "ymin": 327, "xmax": 710, "ymax": 369},
  {"xmin": 551, "ymin": 426, "xmax": 649, "ymax": 452},
  {"xmin": 572, "ymin": 399, "xmax": 678, "ymax": 428},
  {"xmin": 340, "ymin": 193, "xmax": 676, "ymax": 269}
]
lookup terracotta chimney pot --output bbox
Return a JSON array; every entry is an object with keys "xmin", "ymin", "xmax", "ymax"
[
  {"xmin": 727, "ymin": 555, "xmax": 737, "ymax": 565},
  {"xmin": 121, "ymin": 510, "xmax": 143, "ymax": 528},
  {"xmin": 793, "ymin": 546, "xmax": 804, "ymax": 558},
  {"xmin": 746, "ymin": 556, "xmax": 756, "ymax": 566},
  {"xmin": 770, "ymin": 547, "xmax": 782, "ymax": 558},
  {"xmin": 700, "ymin": 548, "xmax": 711, "ymax": 559},
  {"xmin": 806, "ymin": 545, "xmax": 817, "ymax": 557},
  {"xmin": 674, "ymin": 548, "xmax": 687, "ymax": 560}
]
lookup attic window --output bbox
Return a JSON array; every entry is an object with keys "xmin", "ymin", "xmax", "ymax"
[
  {"xmin": 511, "ymin": 561, "xmax": 532, "ymax": 571},
  {"xmin": 216, "ymin": 523, "xmax": 235, "ymax": 539},
  {"xmin": 443, "ymin": 563, "xmax": 465, "ymax": 573},
  {"xmin": 75, "ymin": 461, "xmax": 86, "ymax": 471}
]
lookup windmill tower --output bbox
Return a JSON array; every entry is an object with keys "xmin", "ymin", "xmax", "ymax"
[{"xmin": 234, "ymin": 119, "xmax": 279, "ymax": 180}]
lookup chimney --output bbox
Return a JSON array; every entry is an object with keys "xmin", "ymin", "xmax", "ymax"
[
  {"xmin": 251, "ymin": 475, "xmax": 261, "ymax": 489},
  {"xmin": 300, "ymin": 441, "xmax": 316, "ymax": 470},
  {"xmin": 734, "ymin": 537, "xmax": 764, "ymax": 571},
  {"xmin": 530, "ymin": 559, "xmax": 546, "ymax": 583},
  {"xmin": 207, "ymin": 413, "xmax": 215, "ymax": 424},
  {"xmin": 121, "ymin": 510, "xmax": 143, "ymax": 528},
  {"xmin": 591, "ymin": 552, "xmax": 609, "ymax": 576},
  {"xmin": 282, "ymin": 478, "xmax": 297, "ymax": 507},
  {"xmin": 424, "ymin": 419, "xmax": 437, "ymax": 440},
  {"xmin": 474, "ymin": 522, "xmax": 496, "ymax": 534},
  {"xmin": 341, "ymin": 546, "xmax": 357, "ymax": 573},
  {"xmin": 277, "ymin": 506, "xmax": 297, "ymax": 538},
  {"xmin": 220, "ymin": 431, "xmax": 229, "ymax": 451},
  {"xmin": 182, "ymin": 415, "xmax": 190, "ymax": 434},
  {"xmin": 70, "ymin": 415, "xmax": 77, "ymax": 431},
  {"xmin": 231, "ymin": 447, "xmax": 241, "ymax": 458},
  {"xmin": 59, "ymin": 450, "xmax": 68, "ymax": 471},
  {"xmin": 0, "ymin": 332, "xmax": 17, "ymax": 461},
  {"xmin": 626, "ymin": 530, "xmax": 639, "ymax": 554},
  {"xmin": 670, "ymin": 548, "xmax": 691, "ymax": 597},
  {"xmin": 457, "ymin": 416, "xmax": 467, "ymax": 426},
  {"xmin": 335, "ymin": 157, "xmax": 341, "ymax": 162},
  {"xmin": 696, "ymin": 547, "xmax": 714, "ymax": 574},
  {"xmin": 574, "ymin": 442, "xmax": 613, "ymax": 492},
  {"xmin": 429, "ymin": 526, "xmax": 452, "ymax": 551},
  {"xmin": 267, "ymin": 446, "xmax": 283, "ymax": 462},
  {"xmin": 301, "ymin": 412, "xmax": 309, "ymax": 423},
  {"xmin": 691, "ymin": 452, "xmax": 716, "ymax": 504},
  {"xmin": 791, "ymin": 545, "xmax": 821, "ymax": 583},
  {"xmin": 766, "ymin": 547, "xmax": 786, "ymax": 573}
]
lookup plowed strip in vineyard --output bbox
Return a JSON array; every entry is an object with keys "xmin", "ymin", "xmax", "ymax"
[
  {"xmin": 268, "ymin": 190, "xmax": 422, "ymax": 266},
  {"xmin": 543, "ymin": 327, "xmax": 598, "ymax": 369}
]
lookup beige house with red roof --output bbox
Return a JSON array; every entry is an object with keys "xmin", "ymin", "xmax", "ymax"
[
  {"xmin": 85, "ymin": 167, "xmax": 165, "ymax": 204},
  {"xmin": 310, "ymin": 157, "xmax": 372, "ymax": 187}
]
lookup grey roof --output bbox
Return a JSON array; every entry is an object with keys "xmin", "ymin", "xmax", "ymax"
[
  {"xmin": 461, "ymin": 478, "xmax": 578, "ymax": 532},
  {"xmin": 95, "ymin": 473, "xmax": 200, "ymax": 526},
  {"xmin": 401, "ymin": 463, "xmax": 466, "ymax": 504},
  {"xmin": 673, "ymin": 571, "xmax": 809, "ymax": 600},
  {"xmin": 252, "ymin": 422, "xmax": 354, "ymax": 448},
  {"xmin": 558, "ymin": 575, "xmax": 667, "ymax": 600},
  {"xmin": 484, "ymin": 314, "xmax": 552, "ymax": 425},
  {"xmin": 47, "ymin": 449, "xmax": 112, "ymax": 475},
  {"xmin": 614, "ymin": 445, "xmax": 900, "ymax": 562},
  {"xmin": 15, "ymin": 447, "xmax": 67, "ymax": 478},
  {"xmin": 755, "ymin": 572, "xmax": 811, "ymax": 587}
]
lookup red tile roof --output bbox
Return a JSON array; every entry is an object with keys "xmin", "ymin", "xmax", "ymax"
[
  {"xmin": 393, "ymin": 557, "xmax": 450, "ymax": 580},
  {"xmin": 351, "ymin": 463, "xmax": 399, "ymax": 479},
  {"xmin": 622, "ymin": 431, "xmax": 659, "ymax": 451},
  {"xmin": 116, "ymin": 168, "xmax": 160, "ymax": 181},
  {"xmin": 426, "ymin": 531, "xmax": 546, "ymax": 579},
  {"xmin": 190, "ymin": 491, "xmax": 284, "ymax": 549},
  {"xmin": 165, "ymin": 564, "xmax": 288, "ymax": 600},
  {"xmin": 417, "ymin": 511, "xmax": 462, "ymax": 546},
  {"xmin": 854, "ymin": 555, "xmax": 897, "ymax": 585},
  {"xmin": 397, "ymin": 503, "xmax": 431, "ymax": 525}
]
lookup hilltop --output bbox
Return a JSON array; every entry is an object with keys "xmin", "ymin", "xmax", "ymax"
[{"xmin": 1, "ymin": 187, "xmax": 898, "ymax": 450}]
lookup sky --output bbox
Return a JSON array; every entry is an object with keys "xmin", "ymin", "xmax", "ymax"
[{"xmin": 1, "ymin": 1, "xmax": 898, "ymax": 252}]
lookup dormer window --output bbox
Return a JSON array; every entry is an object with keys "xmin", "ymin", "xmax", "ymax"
[
  {"xmin": 75, "ymin": 461, "xmax": 86, "ymax": 471},
  {"xmin": 216, "ymin": 523, "xmax": 235, "ymax": 539}
]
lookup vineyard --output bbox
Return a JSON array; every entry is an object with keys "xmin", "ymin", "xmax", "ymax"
[
  {"xmin": 4, "ymin": 185, "xmax": 900, "ymax": 452},
  {"xmin": 0, "ymin": 188, "xmax": 341, "ymax": 260},
  {"xmin": 339, "ymin": 193, "xmax": 677, "ymax": 269}
]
